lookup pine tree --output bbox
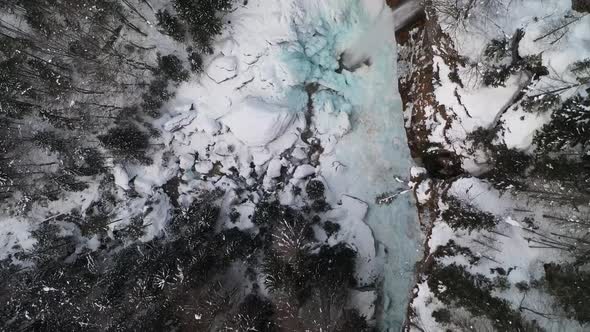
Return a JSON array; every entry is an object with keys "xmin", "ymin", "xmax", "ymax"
[
  {"xmin": 441, "ymin": 196, "xmax": 499, "ymax": 233},
  {"xmin": 224, "ymin": 294, "xmax": 278, "ymax": 332},
  {"xmin": 428, "ymin": 263, "xmax": 535, "ymax": 331},
  {"xmin": 173, "ymin": 0, "xmax": 233, "ymax": 52},
  {"xmin": 305, "ymin": 179, "xmax": 325, "ymax": 200},
  {"xmin": 481, "ymin": 30, "xmax": 548, "ymax": 87},
  {"xmin": 98, "ymin": 123, "xmax": 150, "ymax": 162},
  {"xmin": 535, "ymin": 95, "xmax": 590, "ymax": 153},
  {"xmin": 156, "ymin": 10, "xmax": 186, "ymax": 42},
  {"xmin": 573, "ymin": 0, "xmax": 590, "ymax": 13},
  {"xmin": 544, "ymin": 263, "xmax": 590, "ymax": 323},
  {"xmin": 158, "ymin": 54, "xmax": 190, "ymax": 82}
]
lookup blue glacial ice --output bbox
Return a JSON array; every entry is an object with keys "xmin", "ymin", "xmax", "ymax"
[{"xmin": 283, "ymin": 0, "xmax": 422, "ymax": 330}]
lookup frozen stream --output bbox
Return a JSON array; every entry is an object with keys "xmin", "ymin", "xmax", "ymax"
[
  {"xmin": 164, "ymin": 0, "xmax": 422, "ymax": 330},
  {"xmin": 290, "ymin": 1, "xmax": 422, "ymax": 329}
]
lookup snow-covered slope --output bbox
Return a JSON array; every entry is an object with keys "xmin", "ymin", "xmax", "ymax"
[
  {"xmin": 159, "ymin": 0, "xmax": 421, "ymax": 328},
  {"xmin": 0, "ymin": 0, "xmax": 421, "ymax": 328},
  {"xmin": 399, "ymin": 0, "xmax": 590, "ymax": 330}
]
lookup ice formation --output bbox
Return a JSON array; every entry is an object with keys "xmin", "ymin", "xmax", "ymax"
[
  {"xmin": 284, "ymin": 1, "xmax": 421, "ymax": 328},
  {"xmin": 157, "ymin": 0, "xmax": 420, "ymax": 328},
  {"xmin": 8, "ymin": 0, "xmax": 419, "ymax": 327}
]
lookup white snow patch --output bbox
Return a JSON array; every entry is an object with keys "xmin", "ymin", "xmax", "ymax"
[
  {"xmin": 503, "ymin": 216, "xmax": 522, "ymax": 227},
  {"xmin": 292, "ymin": 164, "xmax": 316, "ymax": 179},
  {"xmin": 113, "ymin": 165, "xmax": 131, "ymax": 191},
  {"xmin": 501, "ymin": 108, "xmax": 551, "ymax": 150},
  {"xmin": 185, "ymin": 112, "xmax": 221, "ymax": 135},
  {"xmin": 326, "ymin": 195, "xmax": 377, "ymax": 285},
  {"xmin": 428, "ymin": 222, "xmax": 455, "ymax": 254},
  {"xmin": 220, "ymin": 98, "xmax": 296, "ymax": 147},
  {"xmin": 266, "ymin": 158, "xmax": 283, "ymax": 178},
  {"xmin": 194, "ymin": 160, "xmax": 214, "ymax": 174},
  {"xmin": 314, "ymin": 110, "xmax": 351, "ymax": 139},
  {"xmin": 415, "ymin": 180, "xmax": 432, "ymax": 204},
  {"xmin": 179, "ymin": 154, "xmax": 195, "ymax": 170},
  {"xmin": 0, "ymin": 217, "xmax": 36, "ymax": 262},
  {"xmin": 207, "ymin": 56, "xmax": 238, "ymax": 83},
  {"xmin": 164, "ymin": 112, "xmax": 197, "ymax": 132}
]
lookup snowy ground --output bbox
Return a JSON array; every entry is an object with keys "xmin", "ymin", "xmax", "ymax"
[
  {"xmin": 424, "ymin": 0, "xmax": 590, "ymax": 158},
  {"xmin": 44, "ymin": 0, "xmax": 417, "ymax": 329},
  {"xmin": 400, "ymin": 0, "xmax": 590, "ymax": 330},
  {"xmin": 0, "ymin": 1, "xmax": 439, "ymax": 328}
]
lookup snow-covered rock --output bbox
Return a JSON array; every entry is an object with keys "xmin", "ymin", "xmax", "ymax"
[
  {"xmin": 415, "ymin": 180, "xmax": 432, "ymax": 204},
  {"xmin": 291, "ymin": 147, "xmax": 307, "ymax": 160},
  {"xmin": 207, "ymin": 56, "xmax": 238, "ymax": 83},
  {"xmin": 252, "ymin": 148, "xmax": 272, "ymax": 166},
  {"xmin": 113, "ymin": 165, "xmax": 131, "ymax": 190},
  {"xmin": 195, "ymin": 160, "xmax": 214, "ymax": 174},
  {"xmin": 179, "ymin": 154, "xmax": 195, "ymax": 170},
  {"xmin": 266, "ymin": 158, "xmax": 283, "ymax": 178},
  {"xmin": 230, "ymin": 203, "xmax": 256, "ymax": 230},
  {"xmin": 220, "ymin": 98, "xmax": 296, "ymax": 146},
  {"xmin": 0, "ymin": 217, "xmax": 35, "ymax": 262},
  {"xmin": 173, "ymin": 131, "xmax": 186, "ymax": 143},
  {"xmin": 410, "ymin": 166, "xmax": 427, "ymax": 178},
  {"xmin": 314, "ymin": 110, "xmax": 351, "ymax": 138},
  {"xmin": 185, "ymin": 112, "xmax": 221, "ymax": 135},
  {"xmin": 163, "ymin": 112, "xmax": 197, "ymax": 132},
  {"xmin": 216, "ymin": 37, "xmax": 236, "ymax": 56},
  {"xmin": 292, "ymin": 164, "xmax": 316, "ymax": 179}
]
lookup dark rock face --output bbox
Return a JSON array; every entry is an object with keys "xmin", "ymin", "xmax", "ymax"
[{"xmin": 573, "ymin": 0, "xmax": 590, "ymax": 13}]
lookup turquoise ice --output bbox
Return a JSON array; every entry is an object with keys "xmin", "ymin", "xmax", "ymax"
[{"xmin": 283, "ymin": 0, "xmax": 422, "ymax": 330}]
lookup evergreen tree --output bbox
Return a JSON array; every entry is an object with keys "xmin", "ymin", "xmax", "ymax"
[
  {"xmin": 521, "ymin": 93, "xmax": 561, "ymax": 113},
  {"xmin": 173, "ymin": 0, "xmax": 233, "ymax": 52},
  {"xmin": 142, "ymin": 78, "xmax": 173, "ymax": 115},
  {"xmin": 481, "ymin": 30, "xmax": 548, "ymax": 87},
  {"xmin": 305, "ymin": 179, "xmax": 325, "ymax": 200},
  {"xmin": 158, "ymin": 54, "xmax": 190, "ymax": 82},
  {"xmin": 442, "ymin": 196, "xmax": 499, "ymax": 233},
  {"xmin": 188, "ymin": 48, "xmax": 204, "ymax": 72},
  {"xmin": 570, "ymin": 58, "xmax": 590, "ymax": 85},
  {"xmin": 98, "ymin": 123, "xmax": 150, "ymax": 162},
  {"xmin": 535, "ymin": 95, "xmax": 590, "ymax": 153},
  {"xmin": 428, "ymin": 263, "xmax": 538, "ymax": 331},
  {"xmin": 544, "ymin": 263, "xmax": 590, "ymax": 323},
  {"xmin": 224, "ymin": 293, "xmax": 278, "ymax": 332},
  {"xmin": 156, "ymin": 10, "xmax": 186, "ymax": 42}
]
